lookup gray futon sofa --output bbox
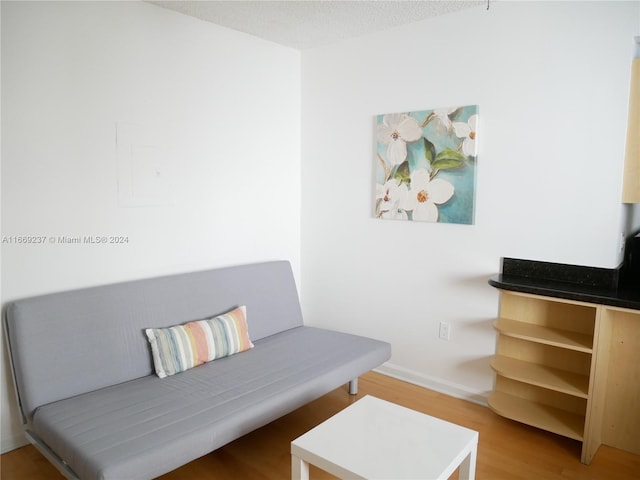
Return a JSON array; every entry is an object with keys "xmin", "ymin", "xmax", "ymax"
[{"xmin": 4, "ymin": 260, "xmax": 391, "ymax": 479}]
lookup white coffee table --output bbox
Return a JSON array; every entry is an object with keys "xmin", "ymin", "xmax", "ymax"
[{"xmin": 291, "ymin": 395, "xmax": 478, "ymax": 480}]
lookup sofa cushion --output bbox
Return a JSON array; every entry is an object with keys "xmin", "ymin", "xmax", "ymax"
[
  {"xmin": 5, "ymin": 261, "xmax": 304, "ymax": 422},
  {"xmin": 30, "ymin": 326, "xmax": 391, "ymax": 480},
  {"xmin": 145, "ymin": 306, "xmax": 254, "ymax": 378}
]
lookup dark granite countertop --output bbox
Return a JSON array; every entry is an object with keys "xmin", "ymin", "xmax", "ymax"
[{"xmin": 489, "ymin": 258, "xmax": 640, "ymax": 310}]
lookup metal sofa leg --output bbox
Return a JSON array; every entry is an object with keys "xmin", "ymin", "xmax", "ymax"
[{"xmin": 348, "ymin": 378, "xmax": 358, "ymax": 395}]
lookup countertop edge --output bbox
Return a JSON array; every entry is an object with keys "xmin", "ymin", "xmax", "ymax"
[{"xmin": 489, "ymin": 274, "xmax": 640, "ymax": 311}]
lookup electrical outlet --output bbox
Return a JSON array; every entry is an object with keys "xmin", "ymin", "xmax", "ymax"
[{"xmin": 438, "ymin": 321, "xmax": 451, "ymax": 341}]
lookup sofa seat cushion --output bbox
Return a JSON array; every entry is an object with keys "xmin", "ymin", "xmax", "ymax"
[{"xmin": 31, "ymin": 326, "xmax": 391, "ymax": 480}]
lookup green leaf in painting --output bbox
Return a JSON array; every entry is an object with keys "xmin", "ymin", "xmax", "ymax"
[
  {"xmin": 423, "ymin": 137, "xmax": 436, "ymax": 164},
  {"xmin": 432, "ymin": 148, "xmax": 466, "ymax": 170},
  {"xmin": 393, "ymin": 160, "xmax": 411, "ymax": 185}
]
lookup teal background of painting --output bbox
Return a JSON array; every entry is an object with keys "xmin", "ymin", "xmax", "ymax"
[{"xmin": 376, "ymin": 105, "xmax": 478, "ymax": 225}]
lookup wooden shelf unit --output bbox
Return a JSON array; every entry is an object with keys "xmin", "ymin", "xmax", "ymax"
[
  {"xmin": 490, "ymin": 291, "xmax": 599, "ymax": 462},
  {"xmin": 490, "ymin": 290, "xmax": 640, "ymax": 464}
]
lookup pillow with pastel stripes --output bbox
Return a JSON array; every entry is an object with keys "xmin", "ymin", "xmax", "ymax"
[{"xmin": 145, "ymin": 305, "xmax": 254, "ymax": 378}]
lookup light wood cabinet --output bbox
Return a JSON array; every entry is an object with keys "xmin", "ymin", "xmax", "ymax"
[
  {"xmin": 489, "ymin": 290, "xmax": 640, "ymax": 464},
  {"xmin": 622, "ymin": 57, "xmax": 639, "ymax": 203}
]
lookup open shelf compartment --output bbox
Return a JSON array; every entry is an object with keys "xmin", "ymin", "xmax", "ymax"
[
  {"xmin": 491, "ymin": 355, "xmax": 589, "ymax": 399},
  {"xmin": 493, "ymin": 318, "xmax": 593, "ymax": 353},
  {"xmin": 488, "ymin": 390, "xmax": 585, "ymax": 441}
]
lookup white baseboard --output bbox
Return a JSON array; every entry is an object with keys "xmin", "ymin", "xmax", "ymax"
[{"xmin": 374, "ymin": 363, "xmax": 490, "ymax": 407}]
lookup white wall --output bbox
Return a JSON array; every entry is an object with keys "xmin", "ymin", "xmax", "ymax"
[
  {"xmin": 1, "ymin": 1, "xmax": 301, "ymax": 452},
  {"xmin": 301, "ymin": 2, "xmax": 639, "ymax": 400}
]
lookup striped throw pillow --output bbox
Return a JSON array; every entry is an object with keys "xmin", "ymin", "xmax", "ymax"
[{"xmin": 145, "ymin": 306, "xmax": 254, "ymax": 378}]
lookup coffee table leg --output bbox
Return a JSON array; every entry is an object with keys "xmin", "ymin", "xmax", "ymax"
[
  {"xmin": 457, "ymin": 443, "xmax": 477, "ymax": 480},
  {"xmin": 291, "ymin": 454, "xmax": 309, "ymax": 480}
]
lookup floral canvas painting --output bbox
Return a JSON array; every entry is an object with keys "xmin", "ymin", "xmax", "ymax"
[{"xmin": 375, "ymin": 105, "xmax": 478, "ymax": 224}]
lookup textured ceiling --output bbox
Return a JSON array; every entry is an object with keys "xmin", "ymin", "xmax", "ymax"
[{"xmin": 147, "ymin": 1, "xmax": 485, "ymax": 50}]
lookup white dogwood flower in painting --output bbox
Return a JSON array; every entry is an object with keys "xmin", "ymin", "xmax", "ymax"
[
  {"xmin": 376, "ymin": 179, "xmax": 409, "ymax": 220},
  {"xmin": 452, "ymin": 114, "xmax": 478, "ymax": 157},
  {"xmin": 433, "ymin": 107, "xmax": 457, "ymax": 130},
  {"xmin": 405, "ymin": 169, "xmax": 454, "ymax": 222},
  {"xmin": 376, "ymin": 113, "xmax": 422, "ymax": 166}
]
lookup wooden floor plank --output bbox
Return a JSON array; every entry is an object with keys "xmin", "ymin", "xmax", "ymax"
[{"xmin": 2, "ymin": 372, "xmax": 639, "ymax": 479}]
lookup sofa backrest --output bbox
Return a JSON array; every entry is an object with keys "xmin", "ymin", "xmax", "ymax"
[{"xmin": 4, "ymin": 260, "xmax": 303, "ymax": 422}]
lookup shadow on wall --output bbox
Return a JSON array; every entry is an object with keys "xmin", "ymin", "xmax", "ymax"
[{"xmin": 448, "ymin": 272, "xmax": 501, "ymax": 291}]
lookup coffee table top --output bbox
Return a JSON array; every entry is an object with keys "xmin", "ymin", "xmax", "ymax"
[{"xmin": 291, "ymin": 395, "xmax": 478, "ymax": 479}]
